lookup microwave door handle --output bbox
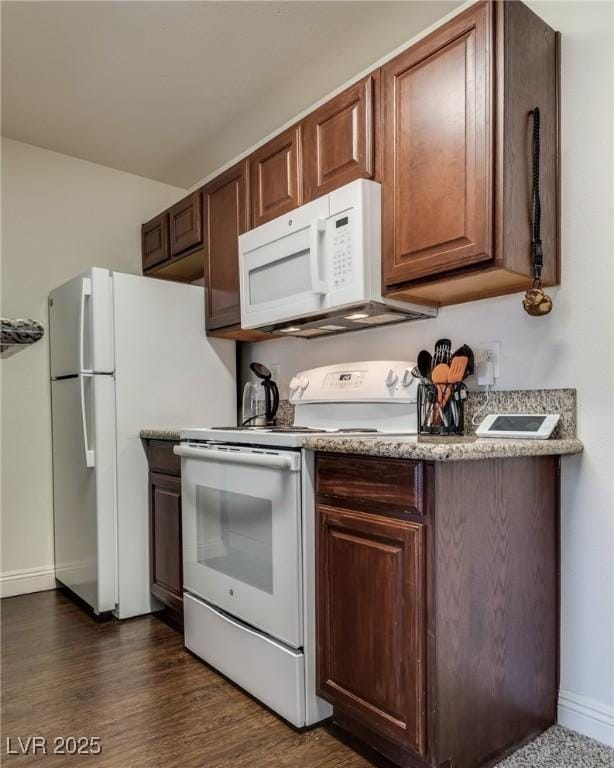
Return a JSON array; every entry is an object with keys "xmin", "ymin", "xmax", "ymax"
[{"xmin": 309, "ymin": 219, "xmax": 327, "ymax": 295}]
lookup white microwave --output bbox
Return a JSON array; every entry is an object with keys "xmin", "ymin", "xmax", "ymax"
[{"xmin": 239, "ymin": 179, "xmax": 436, "ymax": 337}]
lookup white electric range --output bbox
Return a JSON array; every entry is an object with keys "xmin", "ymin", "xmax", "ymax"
[{"xmin": 175, "ymin": 361, "xmax": 419, "ymax": 728}]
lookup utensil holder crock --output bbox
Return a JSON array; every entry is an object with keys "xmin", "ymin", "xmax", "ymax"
[{"xmin": 417, "ymin": 381, "xmax": 466, "ymax": 436}]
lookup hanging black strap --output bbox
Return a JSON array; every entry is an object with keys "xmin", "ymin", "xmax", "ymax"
[{"xmin": 530, "ymin": 107, "xmax": 543, "ymax": 283}]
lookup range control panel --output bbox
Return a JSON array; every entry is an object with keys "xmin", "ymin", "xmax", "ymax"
[
  {"xmin": 323, "ymin": 370, "xmax": 365, "ymax": 390},
  {"xmin": 289, "ymin": 360, "xmax": 418, "ymax": 403}
]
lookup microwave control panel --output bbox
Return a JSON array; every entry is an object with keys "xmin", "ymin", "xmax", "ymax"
[{"xmin": 331, "ymin": 212, "xmax": 353, "ymax": 289}]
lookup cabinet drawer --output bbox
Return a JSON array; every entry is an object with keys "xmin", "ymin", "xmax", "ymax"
[
  {"xmin": 316, "ymin": 454, "xmax": 423, "ymax": 514},
  {"xmin": 147, "ymin": 440, "xmax": 181, "ymax": 476}
]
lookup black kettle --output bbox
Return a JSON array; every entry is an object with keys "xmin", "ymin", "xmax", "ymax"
[{"xmin": 249, "ymin": 362, "xmax": 279, "ymax": 424}]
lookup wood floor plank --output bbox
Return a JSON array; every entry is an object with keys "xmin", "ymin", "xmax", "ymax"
[{"xmin": 1, "ymin": 591, "xmax": 385, "ymax": 768}]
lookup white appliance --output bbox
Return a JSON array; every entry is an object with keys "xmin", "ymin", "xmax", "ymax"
[
  {"xmin": 239, "ymin": 179, "xmax": 436, "ymax": 337},
  {"xmin": 176, "ymin": 360, "xmax": 419, "ymax": 727},
  {"xmin": 49, "ymin": 267, "xmax": 236, "ymax": 619}
]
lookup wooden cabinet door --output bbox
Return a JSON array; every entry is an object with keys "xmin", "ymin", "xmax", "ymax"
[
  {"xmin": 150, "ymin": 472, "xmax": 183, "ymax": 616},
  {"xmin": 203, "ymin": 160, "xmax": 249, "ymax": 330},
  {"xmin": 382, "ymin": 1, "xmax": 493, "ymax": 286},
  {"xmin": 142, "ymin": 212, "xmax": 169, "ymax": 271},
  {"xmin": 169, "ymin": 190, "xmax": 203, "ymax": 258},
  {"xmin": 302, "ymin": 75, "xmax": 376, "ymax": 202},
  {"xmin": 317, "ymin": 504, "xmax": 425, "ymax": 753},
  {"xmin": 250, "ymin": 126, "xmax": 301, "ymax": 228}
]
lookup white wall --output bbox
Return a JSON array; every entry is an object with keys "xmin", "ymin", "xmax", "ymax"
[
  {"xmin": 240, "ymin": 1, "xmax": 614, "ymax": 745},
  {"xmin": 0, "ymin": 138, "xmax": 185, "ymax": 596}
]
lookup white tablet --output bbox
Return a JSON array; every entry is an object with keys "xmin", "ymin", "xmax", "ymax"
[{"xmin": 475, "ymin": 413, "xmax": 560, "ymax": 440}]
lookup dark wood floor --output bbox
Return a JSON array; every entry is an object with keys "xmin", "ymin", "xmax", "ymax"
[{"xmin": 1, "ymin": 590, "xmax": 387, "ymax": 768}]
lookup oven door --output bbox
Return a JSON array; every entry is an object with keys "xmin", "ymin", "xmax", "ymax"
[
  {"xmin": 176, "ymin": 443, "xmax": 303, "ymax": 648},
  {"xmin": 239, "ymin": 195, "xmax": 331, "ymax": 329}
]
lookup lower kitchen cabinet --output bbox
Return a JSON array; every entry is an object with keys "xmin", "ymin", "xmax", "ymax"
[
  {"xmin": 315, "ymin": 453, "xmax": 559, "ymax": 768},
  {"xmin": 318, "ymin": 505, "xmax": 425, "ymax": 753},
  {"xmin": 145, "ymin": 440, "xmax": 183, "ymax": 627}
]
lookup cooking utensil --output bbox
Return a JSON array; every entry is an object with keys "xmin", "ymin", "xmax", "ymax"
[
  {"xmin": 417, "ymin": 350, "xmax": 433, "ymax": 381},
  {"xmin": 442, "ymin": 356, "xmax": 468, "ymax": 408},
  {"xmin": 431, "ymin": 362, "xmax": 450, "ymax": 428},
  {"xmin": 433, "ymin": 338, "xmax": 451, "ymax": 368},
  {"xmin": 451, "ymin": 344, "xmax": 474, "ymax": 377}
]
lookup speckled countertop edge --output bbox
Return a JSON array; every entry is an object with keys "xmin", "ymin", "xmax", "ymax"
[
  {"xmin": 303, "ymin": 435, "xmax": 584, "ymax": 462},
  {"xmin": 141, "ymin": 387, "xmax": 582, "ymax": 459},
  {"xmin": 140, "ymin": 429, "xmax": 181, "ymax": 441}
]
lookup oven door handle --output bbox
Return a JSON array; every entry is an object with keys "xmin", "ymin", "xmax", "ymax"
[{"xmin": 173, "ymin": 444, "xmax": 300, "ymax": 471}]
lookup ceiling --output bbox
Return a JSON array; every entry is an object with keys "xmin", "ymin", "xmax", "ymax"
[{"xmin": 1, "ymin": 1, "xmax": 460, "ymax": 188}]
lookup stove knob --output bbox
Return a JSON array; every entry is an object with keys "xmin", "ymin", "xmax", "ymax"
[
  {"xmin": 289, "ymin": 376, "xmax": 300, "ymax": 393},
  {"xmin": 385, "ymin": 369, "xmax": 398, "ymax": 387},
  {"xmin": 402, "ymin": 368, "xmax": 414, "ymax": 387},
  {"xmin": 299, "ymin": 375, "xmax": 309, "ymax": 391}
]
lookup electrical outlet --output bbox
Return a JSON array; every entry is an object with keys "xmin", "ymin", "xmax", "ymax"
[
  {"xmin": 476, "ymin": 341, "xmax": 501, "ymax": 379},
  {"xmin": 269, "ymin": 363, "xmax": 281, "ymax": 383}
]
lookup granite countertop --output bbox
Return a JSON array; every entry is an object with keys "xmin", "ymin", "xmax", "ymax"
[
  {"xmin": 140, "ymin": 429, "xmax": 182, "ymax": 441},
  {"xmin": 303, "ymin": 434, "xmax": 583, "ymax": 462},
  {"xmin": 140, "ymin": 428, "xmax": 583, "ymax": 460},
  {"xmin": 140, "ymin": 388, "xmax": 583, "ymax": 461}
]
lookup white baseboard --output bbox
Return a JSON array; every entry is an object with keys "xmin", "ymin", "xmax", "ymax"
[
  {"xmin": 558, "ymin": 688, "xmax": 614, "ymax": 747},
  {"xmin": 0, "ymin": 565, "xmax": 56, "ymax": 598}
]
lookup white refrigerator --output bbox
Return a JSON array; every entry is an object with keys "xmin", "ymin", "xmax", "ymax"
[{"xmin": 49, "ymin": 267, "xmax": 236, "ymax": 618}]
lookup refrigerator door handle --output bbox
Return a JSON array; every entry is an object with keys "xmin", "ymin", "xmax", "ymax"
[
  {"xmin": 80, "ymin": 373, "xmax": 96, "ymax": 467},
  {"xmin": 79, "ymin": 277, "xmax": 92, "ymax": 373}
]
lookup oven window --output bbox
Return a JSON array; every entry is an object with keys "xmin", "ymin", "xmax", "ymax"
[{"xmin": 195, "ymin": 486, "xmax": 274, "ymax": 594}]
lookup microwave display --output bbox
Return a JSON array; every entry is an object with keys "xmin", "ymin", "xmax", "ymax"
[{"xmin": 335, "ymin": 216, "xmax": 349, "ymax": 228}]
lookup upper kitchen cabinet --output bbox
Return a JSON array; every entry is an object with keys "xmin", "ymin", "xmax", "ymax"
[
  {"xmin": 142, "ymin": 190, "xmax": 204, "ymax": 282},
  {"xmin": 169, "ymin": 190, "xmax": 202, "ymax": 258},
  {"xmin": 203, "ymin": 161, "xmax": 248, "ymax": 333},
  {"xmin": 142, "ymin": 212, "xmax": 169, "ymax": 272},
  {"xmin": 203, "ymin": 162, "xmax": 270, "ymax": 340},
  {"xmin": 382, "ymin": 0, "xmax": 559, "ymax": 306},
  {"xmin": 250, "ymin": 125, "xmax": 302, "ymax": 228},
  {"xmin": 382, "ymin": 2, "xmax": 492, "ymax": 286},
  {"xmin": 302, "ymin": 74, "xmax": 379, "ymax": 202}
]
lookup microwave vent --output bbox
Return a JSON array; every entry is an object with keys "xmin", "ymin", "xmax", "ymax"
[{"xmin": 269, "ymin": 301, "xmax": 433, "ymax": 338}]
